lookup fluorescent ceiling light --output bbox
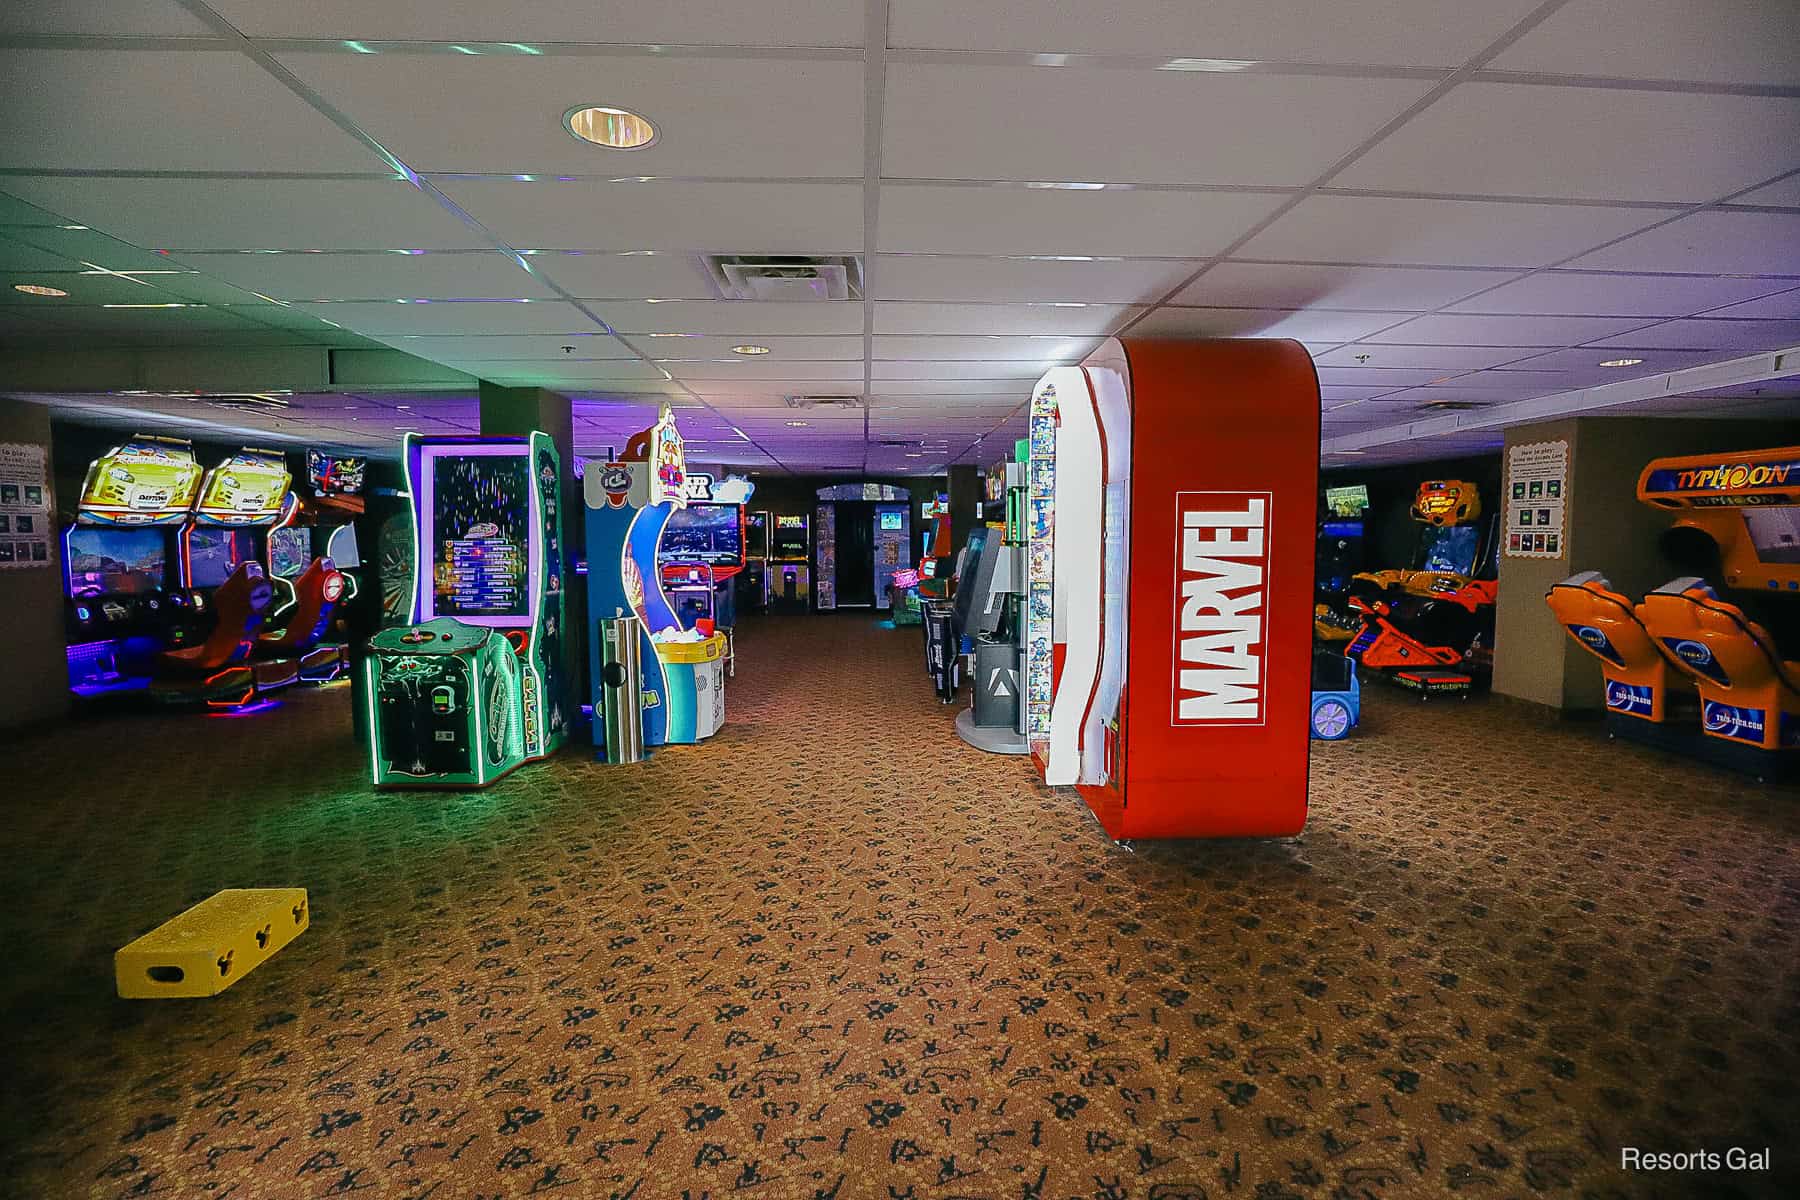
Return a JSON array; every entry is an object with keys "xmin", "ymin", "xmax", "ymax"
[
  {"xmin": 1599, "ymin": 358, "xmax": 1644, "ymax": 368},
  {"xmin": 565, "ymin": 105, "xmax": 659, "ymax": 150},
  {"xmin": 731, "ymin": 344, "xmax": 771, "ymax": 356},
  {"xmin": 1159, "ymin": 58, "xmax": 1257, "ymax": 72},
  {"xmin": 13, "ymin": 284, "xmax": 67, "ymax": 297}
]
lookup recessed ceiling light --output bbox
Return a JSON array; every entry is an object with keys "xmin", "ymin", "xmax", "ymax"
[
  {"xmin": 564, "ymin": 105, "xmax": 659, "ymax": 150},
  {"xmin": 1599, "ymin": 358, "xmax": 1644, "ymax": 368},
  {"xmin": 785, "ymin": 420, "xmax": 809, "ymax": 427},
  {"xmin": 731, "ymin": 344, "xmax": 771, "ymax": 356},
  {"xmin": 13, "ymin": 284, "xmax": 67, "ymax": 297}
]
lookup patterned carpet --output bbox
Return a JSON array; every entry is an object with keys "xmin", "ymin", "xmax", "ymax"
[{"xmin": 1, "ymin": 614, "xmax": 1796, "ymax": 1200}]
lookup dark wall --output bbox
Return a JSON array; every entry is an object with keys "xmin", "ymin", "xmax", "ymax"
[
  {"xmin": 1321, "ymin": 452, "xmax": 1503, "ymax": 569},
  {"xmin": 0, "ymin": 400, "xmax": 70, "ymax": 732}
]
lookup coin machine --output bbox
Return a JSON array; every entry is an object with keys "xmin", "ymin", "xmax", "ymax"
[
  {"xmin": 1024, "ymin": 338, "xmax": 1321, "ymax": 839},
  {"xmin": 364, "ymin": 431, "xmax": 568, "ymax": 788}
]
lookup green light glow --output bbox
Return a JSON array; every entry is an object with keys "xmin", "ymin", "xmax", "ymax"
[{"xmin": 344, "ymin": 40, "xmax": 376, "ymax": 54}]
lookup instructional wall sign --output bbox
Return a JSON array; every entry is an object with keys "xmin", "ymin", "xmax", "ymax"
[
  {"xmin": 0, "ymin": 442, "xmax": 53, "ymax": 569},
  {"xmin": 1504, "ymin": 439, "xmax": 1569, "ymax": 559}
]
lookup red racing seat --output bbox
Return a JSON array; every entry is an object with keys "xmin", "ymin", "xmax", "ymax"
[
  {"xmin": 1544, "ymin": 570, "xmax": 1692, "ymax": 722},
  {"xmin": 1637, "ymin": 577, "xmax": 1800, "ymax": 754},
  {"xmin": 256, "ymin": 557, "xmax": 348, "ymax": 682},
  {"xmin": 151, "ymin": 562, "xmax": 273, "ymax": 705}
]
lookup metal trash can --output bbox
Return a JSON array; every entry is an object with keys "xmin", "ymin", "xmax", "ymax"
[
  {"xmin": 597, "ymin": 615, "xmax": 645, "ymax": 764},
  {"xmin": 972, "ymin": 638, "xmax": 1021, "ymax": 728},
  {"xmin": 924, "ymin": 601, "xmax": 961, "ymax": 703}
]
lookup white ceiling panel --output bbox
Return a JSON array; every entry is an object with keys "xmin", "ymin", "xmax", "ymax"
[
  {"xmin": 1498, "ymin": 346, "xmax": 1737, "ymax": 376},
  {"xmin": 872, "ymin": 360, "xmax": 1049, "ymax": 380},
  {"xmin": 1237, "ymin": 194, "xmax": 1670, "ymax": 268},
  {"xmin": 0, "ymin": 0, "xmax": 211, "ymax": 35},
  {"xmin": 480, "ymin": 361, "xmax": 667, "ymax": 384},
  {"xmin": 878, "ymin": 186, "xmax": 1279, "ymax": 257},
  {"xmin": 592, "ymin": 300, "xmax": 863, "ymax": 336},
  {"xmin": 1562, "ymin": 211, "xmax": 1800, "ymax": 275},
  {"xmin": 874, "ymin": 335, "xmax": 1100, "ymax": 361},
  {"xmin": 885, "ymin": 65, "xmax": 1432, "ymax": 187},
  {"xmin": 665, "ymin": 361, "xmax": 865, "ymax": 381},
  {"xmin": 0, "ymin": 51, "xmax": 374, "ymax": 173},
  {"xmin": 1584, "ymin": 318, "xmax": 1800, "ymax": 350},
  {"xmin": 871, "ymin": 255, "xmax": 1201, "ymax": 303},
  {"xmin": 888, "ymin": 0, "xmax": 1543, "ymax": 65},
  {"xmin": 868, "ymin": 379, "xmax": 1034, "ymax": 396},
  {"xmin": 375, "ymin": 332, "xmax": 633, "ymax": 360},
  {"xmin": 438, "ymin": 180, "xmax": 864, "ymax": 252},
  {"xmin": 1489, "ymin": 0, "xmax": 1800, "ymax": 87},
  {"xmin": 1442, "ymin": 269, "xmax": 1794, "ymax": 317},
  {"xmin": 649, "ymin": 335, "xmax": 864, "ymax": 360},
  {"xmin": 206, "ymin": 0, "xmax": 865, "ymax": 44},
  {"xmin": 0, "ymin": 177, "xmax": 488, "ymax": 250},
  {"xmin": 1732, "ymin": 176, "xmax": 1800, "ymax": 207},
  {"xmin": 1459, "ymin": 369, "xmax": 1584, "ymax": 389},
  {"xmin": 1312, "ymin": 344, "xmax": 1533, "ymax": 371},
  {"xmin": 0, "ymin": 236, "xmax": 84, "ymax": 272},
  {"xmin": 1365, "ymin": 312, "xmax": 1657, "ymax": 346},
  {"xmin": 872, "ymin": 302, "xmax": 1136, "ymax": 335},
  {"xmin": 290, "ymin": 298, "xmax": 590, "ymax": 335},
  {"xmin": 174, "ymin": 250, "xmax": 555, "ymax": 299},
  {"xmin": 531, "ymin": 252, "xmax": 720, "ymax": 300},
  {"xmin": 1335, "ymin": 84, "xmax": 1800, "ymax": 203},
  {"xmin": 1128, "ymin": 307, "xmax": 1408, "ymax": 341},
  {"xmin": 1314, "ymin": 366, "xmax": 1466, "ymax": 388},
  {"xmin": 1693, "ymin": 286, "xmax": 1800, "ymax": 320},
  {"xmin": 1381, "ymin": 382, "xmax": 1561, "ymax": 404},
  {"xmin": 1178, "ymin": 261, "xmax": 1516, "ymax": 310},
  {"xmin": 283, "ymin": 53, "xmax": 864, "ymax": 177}
]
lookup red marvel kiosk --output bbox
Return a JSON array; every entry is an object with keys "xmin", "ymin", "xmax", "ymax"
[{"xmin": 1025, "ymin": 338, "xmax": 1321, "ymax": 839}]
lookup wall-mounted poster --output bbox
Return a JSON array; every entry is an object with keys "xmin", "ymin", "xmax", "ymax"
[
  {"xmin": 0, "ymin": 442, "xmax": 53, "ymax": 569},
  {"xmin": 1504, "ymin": 440, "xmax": 1569, "ymax": 559}
]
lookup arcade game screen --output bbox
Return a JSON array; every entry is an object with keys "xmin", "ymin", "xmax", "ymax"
[
  {"xmin": 880, "ymin": 511, "xmax": 905, "ymax": 531},
  {"xmin": 662, "ymin": 503, "xmax": 743, "ymax": 565},
  {"xmin": 1325, "ymin": 484, "xmax": 1369, "ymax": 518},
  {"xmin": 431, "ymin": 454, "xmax": 531, "ymax": 619},
  {"xmin": 269, "ymin": 526, "xmax": 311, "ymax": 578},
  {"xmin": 67, "ymin": 528, "xmax": 165, "ymax": 596},
  {"xmin": 188, "ymin": 528, "xmax": 249, "ymax": 588},
  {"xmin": 308, "ymin": 451, "xmax": 366, "ymax": 496},
  {"xmin": 1419, "ymin": 524, "xmax": 1480, "ymax": 576}
]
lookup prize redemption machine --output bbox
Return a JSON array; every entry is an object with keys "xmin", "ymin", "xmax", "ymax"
[
  {"xmin": 1547, "ymin": 447, "xmax": 1800, "ymax": 781},
  {"xmin": 364, "ymin": 432, "xmax": 568, "ymax": 788},
  {"xmin": 1026, "ymin": 338, "xmax": 1320, "ymax": 840},
  {"xmin": 1339, "ymin": 480, "xmax": 1498, "ymax": 696},
  {"xmin": 767, "ymin": 513, "xmax": 812, "ymax": 612},
  {"xmin": 63, "ymin": 435, "xmax": 205, "ymax": 697},
  {"xmin": 586, "ymin": 409, "xmax": 729, "ymax": 757},
  {"xmin": 813, "ymin": 483, "xmax": 912, "ymax": 612}
]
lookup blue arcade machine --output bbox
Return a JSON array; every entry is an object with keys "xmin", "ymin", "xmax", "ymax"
[{"xmin": 585, "ymin": 408, "xmax": 729, "ymax": 758}]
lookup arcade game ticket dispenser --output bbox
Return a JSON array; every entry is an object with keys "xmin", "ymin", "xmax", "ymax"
[
  {"xmin": 1026, "ymin": 338, "xmax": 1320, "ymax": 840},
  {"xmin": 586, "ymin": 408, "xmax": 729, "ymax": 755},
  {"xmin": 365, "ymin": 431, "xmax": 567, "ymax": 788}
]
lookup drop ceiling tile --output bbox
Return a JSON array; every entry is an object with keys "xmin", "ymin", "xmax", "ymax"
[
  {"xmin": 439, "ymin": 180, "xmax": 864, "ymax": 253},
  {"xmin": 592, "ymin": 299, "xmax": 864, "ymax": 336},
  {"xmin": 878, "ymin": 186, "xmax": 1279, "ymax": 257},
  {"xmin": 864, "ymin": 379, "xmax": 1030, "ymax": 396},
  {"xmin": 1336, "ymin": 84, "xmax": 1800, "ymax": 203},
  {"xmin": 290, "ymin": 299, "xmax": 589, "ymax": 335},
  {"xmin": 1129, "ymin": 307, "xmax": 1408, "ymax": 341},
  {"xmin": 1313, "ymin": 344, "xmax": 1533, "ymax": 370},
  {"xmin": 1733, "ymin": 175, "xmax": 1800, "ymax": 207},
  {"xmin": 0, "ymin": 0, "xmax": 212, "ymax": 35},
  {"xmin": 1319, "ymin": 385, "xmax": 1407, "ymax": 400},
  {"xmin": 2, "ymin": 225, "xmax": 199, "ymax": 272},
  {"xmin": 874, "ymin": 335, "xmax": 1100, "ymax": 361},
  {"xmin": 1180, "ymin": 261, "xmax": 1515, "ymax": 310},
  {"xmin": 1237, "ymin": 195, "xmax": 1669, "ymax": 268},
  {"xmin": 373, "ymin": 332, "xmax": 634, "ymax": 361},
  {"xmin": 1488, "ymin": 0, "xmax": 1800, "ymax": 87},
  {"xmin": 1563, "ymin": 211, "xmax": 1800, "ymax": 275},
  {"xmin": 1585, "ymin": 317, "xmax": 1800, "ymax": 350},
  {"xmin": 1443, "ymin": 269, "xmax": 1796, "ymax": 318},
  {"xmin": 889, "ymin": 0, "xmax": 1543, "ymax": 64},
  {"xmin": 0, "ymin": 270, "xmax": 187, "ymax": 306},
  {"xmin": 1498, "ymin": 346, "xmax": 1737, "ymax": 378},
  {"xmin": 209, "ymin": 0, "xmax": 865, "ymax": 43},
  {"xmin": 480, "ymin": 361, "xmax": 667, "ymax": 385},
  {"xmin": 0, "ymin": 177, "xmax": 489, "ymax": 251},
  {"xmin": 1694, "ymin": 286, "xmax": 1800, "ymax": 319},
  {"xmin": 885, "ymin": 65, "xmax": 1432, "ymax": 187},
  {"xmin": 21, "ymin": 304, "xmax": 271, "ymax": 336},
  {"xmin": 873, "ymin": 302, "xmax": 1136, "ymax": 335},
  {"xmin": 1366, "ymin": 312, "xmax": 1657, "ymax": 346},
  {"xmin": 0, "ymin": 50, "xmax": 376, "ymax": 173},
  {"xmin": 284, "ymin": 52, "xmax": 864, "ymax": 177},
  {"xmin": 665, "ymin": 361, "xmax": 865, "ymax": 382},
  {"xmin": 1314, "ymin": 366, "xmax": 1465, "ymax": 387},
  {"xmin": 0, "ymin": 236, "xmax": 82, "ymax": 273},
  {"xmin": 532, "ymin": 252, "xmax": 720, "ymax": 300},
  {"xmin": 873, "ymin": 360, "xmax": 1060, "ymax": 380},
  {"xmin": 871, "ymin": 255, "xmax": 1201, "ymax": 303},
  {"xmin": 650, "ymin": 335, "xmax": 864, "ymax": 360},
  {"xmin": 174, "ymin": 250, "xmax": 557, "ymax": 300}
]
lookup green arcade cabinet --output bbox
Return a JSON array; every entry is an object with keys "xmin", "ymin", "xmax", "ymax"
[{"xmin": 365, "ymin": 431, "xmax": 568, "ymax": 788}]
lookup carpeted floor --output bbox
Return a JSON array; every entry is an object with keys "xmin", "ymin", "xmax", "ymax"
[{"xmin": 1, "ymin": 614, "xmax": 1796, "ymax": 1200}]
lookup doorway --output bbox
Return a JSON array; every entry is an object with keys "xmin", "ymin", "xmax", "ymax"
[{"xmin": 835, "ymin": 501, "xmax": 876, "ymax": 607}]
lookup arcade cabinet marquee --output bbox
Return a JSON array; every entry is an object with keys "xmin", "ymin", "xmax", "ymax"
[{"xmin": 1025, "ymin": 338, "xmax": 1320, "ymax": 840}]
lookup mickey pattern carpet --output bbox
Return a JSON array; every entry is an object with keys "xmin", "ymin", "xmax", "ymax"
[{"xmin": 1, "ymin": 615, "xmax": 1795, "ymax": 1199}]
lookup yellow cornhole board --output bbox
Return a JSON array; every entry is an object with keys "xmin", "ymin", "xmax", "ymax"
[{"xmin": 116, "ymin": 888, "xmax": 309, "ymax": 999}]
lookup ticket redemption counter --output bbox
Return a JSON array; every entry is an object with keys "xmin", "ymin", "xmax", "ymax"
[
  {"xmin": 586, "ymin": 409, "xmax": 728, "ymax": 759},
  {"xmin": 1025, "ymin": 338, "xmax": 1321, "ymax": 839},
  {"xmin": 365, "ymin": 432, "xmax": 568, "ymax": 788}
]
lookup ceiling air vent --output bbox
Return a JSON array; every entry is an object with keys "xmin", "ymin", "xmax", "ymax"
[
  {"xmin": 786, "ymin": 395, "xmax": 864, "ymax": 410},
  {"xmin": 704, "ymin": 255, "xmax": 862, "ymax": 302},
  {"xmin": 1415, "ymin": 399, "xmax": 1489, "ymax": 412}
]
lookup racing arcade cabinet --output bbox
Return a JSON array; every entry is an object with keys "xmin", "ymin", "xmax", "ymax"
[
  {"xmin": 365, "ymin": 431, "xmax": 568, "ymax": 788},
  {"xmin": 1026, "ymin": 338, "xmax": 1319, "ymax": 840}
]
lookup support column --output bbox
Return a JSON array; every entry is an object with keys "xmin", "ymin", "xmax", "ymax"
[
  {"xmin": 478, "ymin": 382, "xmax": 584, "ymax": 734},
  {"xmin": 948, "ymin": 464, "xmax": 980, "ymax": 557}
]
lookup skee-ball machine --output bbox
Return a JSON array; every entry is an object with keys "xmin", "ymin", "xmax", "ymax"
[
  {"xmin": 364, "ymin": 431, "xmax": 568, "ymax": 788},
  {"xmin": 1025, "ymin": 338, "xmax": 1321, "ymax": 839}
]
